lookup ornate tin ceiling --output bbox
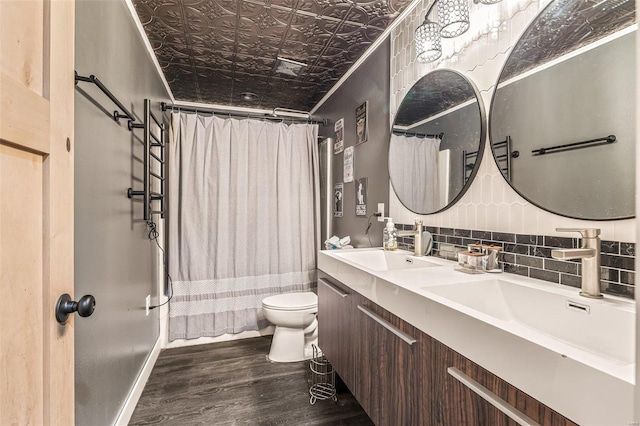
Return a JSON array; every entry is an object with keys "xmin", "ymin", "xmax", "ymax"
[
  {"xmin": 501, "ymin": 0, "xmax": 636, "ymax": 82},
  {"xmin": 133, "ymin": 0, "xmax": 414, "ymax": 111},
  {"xmin": 394, "ymin": 70, "xmax": 476, "ymax": 128}
]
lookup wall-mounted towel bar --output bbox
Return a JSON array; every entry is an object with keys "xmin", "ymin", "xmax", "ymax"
[
  {"xmin": 128, "ymin": 99, "xmax": 166, "ymax": 221},
  {"xmin": 75, "ymin": 72, "xmax": 137, "ymax": 124},
  {"xmin": 392, "ymin": 130, "xmax": 444, "ymax": 139},
  {"xmin": 532, "ymin": 135, "xmax": 616, "ymax": 156}
]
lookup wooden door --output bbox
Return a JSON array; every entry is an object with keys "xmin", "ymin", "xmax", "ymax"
[{"xmin": 0, "ymin": 1, "xmax": 75, "ymax": 425}]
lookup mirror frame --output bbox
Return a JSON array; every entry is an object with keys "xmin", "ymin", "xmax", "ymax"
[
  {"xmin": 488, "ymin": 1, "xmax": 635, "ymax": 221},
  {"xmin": 389, "ymin": 68, "xmax": 487, "ymax": 215}
]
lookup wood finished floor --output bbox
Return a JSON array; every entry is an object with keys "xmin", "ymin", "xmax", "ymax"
[{"xmin": 129, "ymin": 337, "xmax": 373, "ymax": 426}]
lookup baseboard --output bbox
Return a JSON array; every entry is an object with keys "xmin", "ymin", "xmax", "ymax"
[
  {"xmin": 164, "ymin": 327, "xmax": 275, "ymax": 349},
  {"xmin": 114, "ymin": 337, "xmax": 162, "ymax": 426}
]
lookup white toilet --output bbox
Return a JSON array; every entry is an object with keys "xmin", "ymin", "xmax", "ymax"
[{"xmin": 262, "ymin": 292, "xmax": 318, "ymax": 363}]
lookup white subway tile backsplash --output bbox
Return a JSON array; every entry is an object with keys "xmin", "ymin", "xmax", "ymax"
[
  {"xmin": 457, "ymin": 205, "xmax": 467, "ymax": 228},
  {"xmin": 476, "ymin": 204, "xmax": 487, "ymax": 229},
  {"xmin": 522, "ymin": 204, "xmax": 539, "ymax": 234},
  {"xmin": 471, "ymin": 180, "xmax": 482, "ymax": 205},
  {"xmin": 509, "ymin": 203, "xmax": 525, "ymax": 234},
  {"xmin": 491, "ymin": 175, "xmax": 504, "ymax": 204},
  {"xmin": 481, "ymin": 174, "xmax": 493, "ymax": 202}
]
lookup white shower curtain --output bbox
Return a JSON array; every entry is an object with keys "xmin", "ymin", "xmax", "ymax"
[
  {"xmin": 167, "ymin": 112, "xmax": 320, "ymax": 341},
  {"xmin": 389, "ymin": 134, "xmax": 440, "ymax": 212}
]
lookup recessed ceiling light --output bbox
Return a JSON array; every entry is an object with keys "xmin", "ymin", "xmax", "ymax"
[
  {"xmin": 240, "ymin": 92, "xmax": 258, "ymax": 101},
  {"xmin": 274, "ymin": 57, "xmax": 307, "ymax": 77}
]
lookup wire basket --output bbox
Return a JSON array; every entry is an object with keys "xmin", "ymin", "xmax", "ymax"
[{"xmin": 309, "ymin": 344, "xmax": 337, "ymax": 405}]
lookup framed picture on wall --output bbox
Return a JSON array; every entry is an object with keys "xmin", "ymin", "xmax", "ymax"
[
  {"xmin": 355, "ymin": 177, "xmax": 367, "ymax": 216},
  {"xmin": 334, "ymin": 183, "xmax": 344, "ymax": 217},
  {"xmin": 343, "ymin": 146, "xmax": 354, "ymax": 183},
  {"xmin": 334, "ymin": 118, "xmax": 344, "ymax": 154},
  {"xmin": 356, "ymin": 101, "xmax": 368, "ymax": 145}
]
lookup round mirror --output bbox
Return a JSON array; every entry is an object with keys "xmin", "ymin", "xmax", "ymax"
[
  {"xmin": 490, "ymin": 0, "xmax": 636, "ymax": 220},
  {"xmin": 389, "ymin": 69, "xmax": 485, "ymax": 214}
]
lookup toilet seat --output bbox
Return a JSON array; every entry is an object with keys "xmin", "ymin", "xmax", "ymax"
[{"xmin": 262, "ymin": 292, "xmax": 318, "ymax": 311}]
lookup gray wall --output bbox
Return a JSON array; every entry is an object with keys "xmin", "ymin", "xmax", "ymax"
[
  {"xmin": 491, "ymin": 32, "xmax": 635, "ymax": 219},
  {"xmin": 75, "ymin": 1, "xmax": 170, "ymax": 424},
  {"xmin": 315, "ymin": 39, "xmax": 390, "ymax": 247}
]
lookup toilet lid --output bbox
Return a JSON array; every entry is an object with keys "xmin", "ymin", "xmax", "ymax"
[{"xmin": 262, "ymin": 292, "xmax": 318, "ymax": 311}]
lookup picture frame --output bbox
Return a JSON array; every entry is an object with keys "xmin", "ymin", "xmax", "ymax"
[
  {"xmin": 356, "ymin": 101, "xmax": 368, "ymax": 145},
  {"xmin": 333, "ymin": 183, "xmax": 344, "ymax": 217},
  {"xmin": 355, "ymin": 177, "xmax": 367, "ymax": 216},
  {"xmin": 334, "ymin": 118, "xmax": 344, "ymax": 154},
  {"xmin": 343, "ymin": 146, "xmax": 354, "ymax": 183}
]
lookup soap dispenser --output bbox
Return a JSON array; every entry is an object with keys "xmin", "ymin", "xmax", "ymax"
[{"xmin": 383, "ymin": 218, "xmax": 398, "ymax": 251}]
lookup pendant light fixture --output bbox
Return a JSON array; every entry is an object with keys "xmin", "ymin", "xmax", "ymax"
[
  {"xmin": 438, "ymin": 0, "xmax": 471, "ymax": 38},
  {"xmin": 415, "ymin": 19, "xmax": 442, "ymax": 63},
  {"xmin": 414, "ymin": 0, "xmax": 498, "ymax": 63}
]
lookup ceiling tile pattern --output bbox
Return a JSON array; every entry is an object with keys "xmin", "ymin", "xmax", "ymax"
[
  {"xmin": 501, "ymin": 0, "xmax": 636, "ymax": 81},
  {"xmin": 133, "ymin": 0, "xmax": 413, "ymax": 110},
  {"xmin": 394, "ymin": 70, "xmax": 476, "ymax": 127}
]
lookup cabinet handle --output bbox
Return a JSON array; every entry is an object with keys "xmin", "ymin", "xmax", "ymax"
[
  {"xmin": 447, "ymin": 367, "xmax": 540, "ymax": 426},
  {"xmin": 357, "ymin": 305, "xmax": 417, "ymax": 346},
  {"xmin": 319, "ymin": 277, "xmax": 348, "ymax": 298}
]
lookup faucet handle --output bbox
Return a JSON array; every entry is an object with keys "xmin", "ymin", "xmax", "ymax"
[{"xmin": 555, "ymin": 228, "xmax": 601, "ymax": 238}]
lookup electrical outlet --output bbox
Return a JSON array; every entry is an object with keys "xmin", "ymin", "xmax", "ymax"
[
  {"xmin": 377, "ymin": 203, "xmax": 385, "ymax": 221},
  {"xmin": 146, "ymin": 295, "xmax": 151, "ymax": 316}
]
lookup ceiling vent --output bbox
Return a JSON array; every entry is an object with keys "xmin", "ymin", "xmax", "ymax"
[{"xmin": 274, "ymin": 57, "xmax": 307, "ymax": 77}]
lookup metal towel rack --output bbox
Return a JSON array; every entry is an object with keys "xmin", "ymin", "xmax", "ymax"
[
  {"xmin": 75, "ymin": 72, "xmax": 137, "ymax": 124},
  {"xmin": 532, "ymin": 134, "xmax": 616, "ymax": 156},
  {"xmin": 493, "ymin": 136, "xmax": 519, "ymax": 181},
  {"xmin": 128, "ymin": 99, "xmax": 166, "ymax": 221},
  {"xmin": 462, "ymin": 149, "xmax": 477, "ymax": 185}
]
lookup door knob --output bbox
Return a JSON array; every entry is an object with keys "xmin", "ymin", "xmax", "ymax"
[{"xmin": 55, "ymin": 293, "xmax": 95, "ymax": 324}]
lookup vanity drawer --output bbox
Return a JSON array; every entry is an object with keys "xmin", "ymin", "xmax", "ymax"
[{"xmin": 426, "ymin": 333, "xmax": 578, "ymax": 426}]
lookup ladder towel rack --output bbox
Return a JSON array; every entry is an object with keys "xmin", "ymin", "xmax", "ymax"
[
  {"xmin": 462, "ymin": 149, "xmax": 478, "ymax": 185},
  {"xmin": 127, "ymin": 99, "xmax": 166, "ymax": 221},
  {"xmin": 493, "ymin": 136, "xmax": 519, "ymax": 181}
]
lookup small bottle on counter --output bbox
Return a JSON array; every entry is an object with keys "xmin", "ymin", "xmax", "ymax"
[{"xmin": 383, "ymin": 218, "xmax": 398, "ymax": 251}]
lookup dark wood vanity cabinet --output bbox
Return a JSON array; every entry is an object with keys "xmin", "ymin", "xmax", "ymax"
[
  {"xmin": 317, "ymin": 272, "xmax": 577, "ymax": 426},
  {"xmin": 423, "ymin": 334, "xmax": 577, "ymax": 426},
  {"xmin": 353, "ymin": 298, "xmax": 420, "ymax": 425},
  {"xmin": 317, "ymin": 274, "xmax": 357, "ymax": 392}
]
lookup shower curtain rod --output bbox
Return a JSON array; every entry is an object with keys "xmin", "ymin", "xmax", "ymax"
[
  {"xmin": 393, "ymin": 130, "xmax": 444, "ymax": 139},
  {"xmin": 161, "ymin": 102, "xmax": 327, "ymax": 126}
]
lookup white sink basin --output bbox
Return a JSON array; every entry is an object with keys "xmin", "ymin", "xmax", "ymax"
[
  {"xmin": 332, "ymin": 249, "xmax": 440, "ymax": 271},
  {"xmin": 422, "ymin": 279, "xmax": 635, "ymax": 365}
]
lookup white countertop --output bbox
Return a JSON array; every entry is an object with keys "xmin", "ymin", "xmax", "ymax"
[{"xmin": 318, "ymin": 247, "xmax": 636, "ymax": 426}]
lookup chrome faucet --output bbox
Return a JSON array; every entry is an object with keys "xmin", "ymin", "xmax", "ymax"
[
  {"xmin": 551, "ymin": 228, "xmax": 602, "ymax": 299},
  {"xmin": 397, "ymin": 220, "xmax": 425, "ymax": 257}
]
